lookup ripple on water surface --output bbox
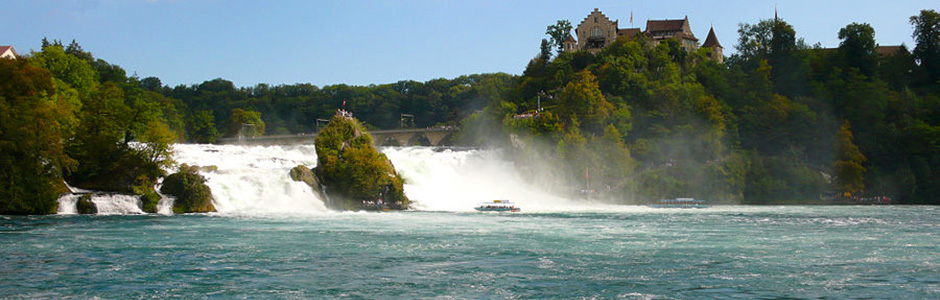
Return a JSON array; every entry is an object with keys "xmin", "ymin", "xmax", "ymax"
[{"xmin": 0, "ymin": 206, "xmax": 937, "ymax": 299}]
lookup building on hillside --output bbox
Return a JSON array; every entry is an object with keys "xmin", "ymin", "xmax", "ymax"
[
  {"xmin": 573, "ymin": 8, "xmax": 637, "ymax": 53},
  {"xmin": 646, "ymin": 17, "xmax": 698, "ymax": 52},
  {"xmin": 821, "ymin": 45, "xmax": 908, "ymax": 59},
  {"xmin": 563, "ymin": 34, "xmax": 578, "ymax": 52},
  {"xmin": 702, "ymin": 26, "xmax": 723, "ymax": 63},
  {"xmin": 0, "ymin": 46, "xmax": 17, "ymax": 60},
  {"xmin": 874, "ymin": 45, "xmax": 906, "ymax": 58},
  {"xmin": 562, "ymin": 8, "xmax": 722, "ymax": 61}
]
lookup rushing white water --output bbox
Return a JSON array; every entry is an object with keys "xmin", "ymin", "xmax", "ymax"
[
  {"xmin": 56, "ymin": 193, "xmax": 144, "ymax": 215},
  {"xmin": 61, "ymin": 143, "xmax": 604, "ymax": 215},
  {"xmin": 56, "ymin": 194, "xmax": 80, "ymax": 214},
  {"xmin": 381, "ymin": 147, "xmax": 582, "ymax": 212},
  {"xmin": 172, "ymin": 144, "xmax": 328, "ymax": 215},
  {"xmin": 92, "ymin": 194, "xmax": 144, "ymax": 215}
]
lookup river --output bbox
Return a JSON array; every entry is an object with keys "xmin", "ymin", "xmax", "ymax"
[{"xmin": 1, "ymin": 144, "xmax": 936, "ymax": 298}]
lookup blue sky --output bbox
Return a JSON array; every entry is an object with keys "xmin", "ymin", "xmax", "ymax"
[{"xmin": 2, "ymin": 0, "xmax": 935, "ymax": 88}]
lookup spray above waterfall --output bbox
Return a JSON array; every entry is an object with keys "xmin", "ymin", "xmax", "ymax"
[{"xmin": 60, "ymin": 143, "xmax": 608, "ymax": 215}]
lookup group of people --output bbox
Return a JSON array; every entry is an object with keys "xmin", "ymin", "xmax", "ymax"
[{"xmin": 336, "ymin": 109, "xmax": 353, "ymax": 118}]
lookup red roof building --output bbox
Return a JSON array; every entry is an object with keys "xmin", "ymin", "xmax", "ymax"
[
  {"xmin": 646, "ymin": 16, "xmax": 698, "ymax": 52},
  {"xmin": 0, "ymin": 46, "xmax": 17, "ymax": 60},
  {"xmin": 561, "ymin": 9, "xmax": 722, "ymax": 61}
]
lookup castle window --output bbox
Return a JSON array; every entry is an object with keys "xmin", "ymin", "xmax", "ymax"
[{"xmin": 595, "ymin": 17, "xmax": 598, "ymax": 22}]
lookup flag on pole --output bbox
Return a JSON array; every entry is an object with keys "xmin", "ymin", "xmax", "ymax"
[
  {"xmin": 630, "ymin": 10, "xmax": 633, "ymax": 25},
  {"xmin": 342, "ymin": 100, "xmax": 346, "ymax": 108}
]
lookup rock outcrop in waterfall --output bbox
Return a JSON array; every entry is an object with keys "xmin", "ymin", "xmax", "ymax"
[
  {"xmin": 301, "ymin": 114, "xmax": 409, "ymax": 211},
  {"xmin": 161, "ymin": 164, "xmax": 215, "ymax": 213}
]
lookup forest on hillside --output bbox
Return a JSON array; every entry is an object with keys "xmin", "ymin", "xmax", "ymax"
[
  {"xmin": 490, "ymin": 11, "xmax": 939, "ymax": 205},
  {"xmin": 1, "ymin": 10, "xmax": 937, "ymax": 214}
]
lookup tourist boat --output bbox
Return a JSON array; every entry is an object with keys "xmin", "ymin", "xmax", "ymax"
[
  {"xmin": 475, "ymin": 200, "xmax": 521, "ymax": 212},
  {"xmin": 649, "ymin": 198, "xmax": 709, "ymax": 208}
]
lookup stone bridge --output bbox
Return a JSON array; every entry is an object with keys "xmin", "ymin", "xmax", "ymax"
[{"xmin": 217, "ymin": 127, "xmax": 458, "ymax": 146}]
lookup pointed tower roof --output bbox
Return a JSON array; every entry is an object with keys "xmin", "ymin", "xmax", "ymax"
[
  {"xmin": 702, "ymin": 26, "xmax": 722, "ymax": 48},
  {"xmin": 564, "ymin": 33, "xmax": 576, "ymax": 43}
]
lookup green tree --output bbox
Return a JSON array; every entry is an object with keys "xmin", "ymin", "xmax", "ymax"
[
  {"xmin": 557, "ymin": 70, "xmax": 614, "ymax": 133},
  {"xmin": 314, "ymin": 116, "xmax": 408, "ymax": 210},
  {"xmin": 878, "ymin": 46, "xmax": 917, "ymax": 89},
  {"xmin": 838, "ymin": 23, "xmax": 878, "ymax": 78},
  {"xmin": 187, "ymin": 110, "xmax": 219, "ymax": 143},
  {"xmin": 29, "ymin": 44, "xmax": 98, "ymax": 94},
  {"xmin": 140, "ymin": 76, "xmax": 164, "ymax": 92},
  {"xmin": 64, "ymin": 83, "xmax": 138, "ymax": 191},
  {"xmin": 65, "ymin": 39, "xmax": 93, "ymax": 62},
  {"xmin": 595, "ymin": 124, "xmax": 634, "ymax": 191},
  {"xmin": 555, "ymin": 118, "xmax": 593, "ymax": 188},
  {"xmin": 833, "ymin": 120, "xmax": 866, "ymax": 194},
  {"xmin": 0, "ymin": 59, "xmax": 77, "ymax": 214},
  {"xmin": 910, "ymin": 9, "xmax": 940, "ymax": 84},
  {"xmin": 225, "ymin": 108, "xmax": 266, "ymax": 137},
  {"xmin": 732, "ymin": 18, "xmax": 809, "ymax": 97},
  {"xmin": 540, "ymin": 38, "xmax": 553, "ymax": 61},
  {"xmin": 136, "ymin": 120, "xmax": 177, "ymax": 169},
  {"xmin": 546, "ymin": 20, "xmax": 573, "ymax": 54}
]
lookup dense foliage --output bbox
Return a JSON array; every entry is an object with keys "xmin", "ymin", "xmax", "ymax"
[
  {"xmin": 140, "ymin": 73, "xmax": 515, "ymax": 142},
  {"xmin": 0, "ymin": 58, "xmax": 74, "ymax": 214},
  {"xmin": 314, "ymin": 115, "xmax": 408, "ymax": 210},
  {"xmin": 0, "ymin": 39, "xmax": 181, "ymax": 214},
  {"xmin": 500, "ymin": 11, "xmax": 939, "ymax": 204},
  {"xmin": 161, "ymin": 164, "xmax": 214, "ymax": 213}
]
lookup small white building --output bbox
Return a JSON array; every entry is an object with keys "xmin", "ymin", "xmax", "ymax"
[{"xmin": 0, "ymin": 46, "xmax": 17, "ymax": 60}]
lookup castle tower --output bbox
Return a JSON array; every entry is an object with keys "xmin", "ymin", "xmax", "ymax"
[
  {"xmin": 575, "ymin": 8, "xmax": 620, "ymax": 53},
  {"xmin": 563, "ymin": 34, "xmax": 578, "ymax": 52},
  {"xmin": 702, "ymin": 26, "xmax": 723, "ymax": 63}
]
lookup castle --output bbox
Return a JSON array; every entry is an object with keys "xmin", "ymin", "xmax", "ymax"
[{"xmin": 562, "ymin": 8, "xmax": 723, "ymax": 63}]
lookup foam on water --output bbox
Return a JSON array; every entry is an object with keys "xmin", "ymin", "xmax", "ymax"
[
  {"xmin": 92, "ymin": 194, "xmax": 144, "ymax": 215},
  {"xmin": 175, "ymin": 144, "xmax": 597, "ymax": 214},
  {"xmin": 7, "ymin": 206, "xmax": 936, "ymax": 298},
  {"xmin": 60, "ymin": 143, "xmax": 621, "ymax": 215},
  {"xmin": 381, "ymin": 146, "xmax": 594, "ymax": 212},
  {"xmin": 56, "ymin": 193, "xmax": 144, "ymax": 215},
  {"xmin": 56, "ymin": 194, "xmax": 80, "ymax": 214},
  {"xmin": 172, "ymin": 144, "xmax": 328, "ymax": 215}
]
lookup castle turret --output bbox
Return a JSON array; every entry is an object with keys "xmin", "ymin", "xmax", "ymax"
[
  {"xmin": 702, "ymin": 26, "xmax": 723, "ymax": 63},
  {"xmin": 562, "ymin": 34, "xmax": 578, "ymax": 52}
]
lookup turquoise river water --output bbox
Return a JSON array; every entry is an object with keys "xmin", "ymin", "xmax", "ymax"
[{"xmin": 1, "ymin": 206, "xmax": 937, "ymax": 299}]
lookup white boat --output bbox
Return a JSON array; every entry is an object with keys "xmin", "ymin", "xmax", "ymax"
[
  {"xmin": 475, "ymin": 200, "xmax": 521, "ymax": 212},
  {"xmin": 649, "ymin": 198, "xmax": 709, "ymax": 208}
]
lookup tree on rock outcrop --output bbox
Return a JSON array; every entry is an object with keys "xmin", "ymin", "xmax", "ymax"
[
  {"xmin": 161, "ymin": 164, "xmax": 215, "ymax": 213},
  {"xmin": 313, "ymin": 115, "xmax": 408, "ymax": 210}
]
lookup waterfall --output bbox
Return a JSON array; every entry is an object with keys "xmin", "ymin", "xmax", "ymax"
[
  {"xmin": 55, "ymin": 193, "xmax": 144, "ymax": 215},
  {"xmin": 58, "ymin": 143, "xmax": 595, "ymax": 215},
  {"xmin": 381, "ymin": 147, "xmax": 577, "ymax": 212},
  {"xmin": 57, "ymin": 194, "xmax": 80, "ymax": 214},
  {"xmin": 172, "ymin": 144, "xmax": 328, "ymax": 215},
  {"xmin": 92, "ymin": 194, "xmax": 144, "ymax": 215}
]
